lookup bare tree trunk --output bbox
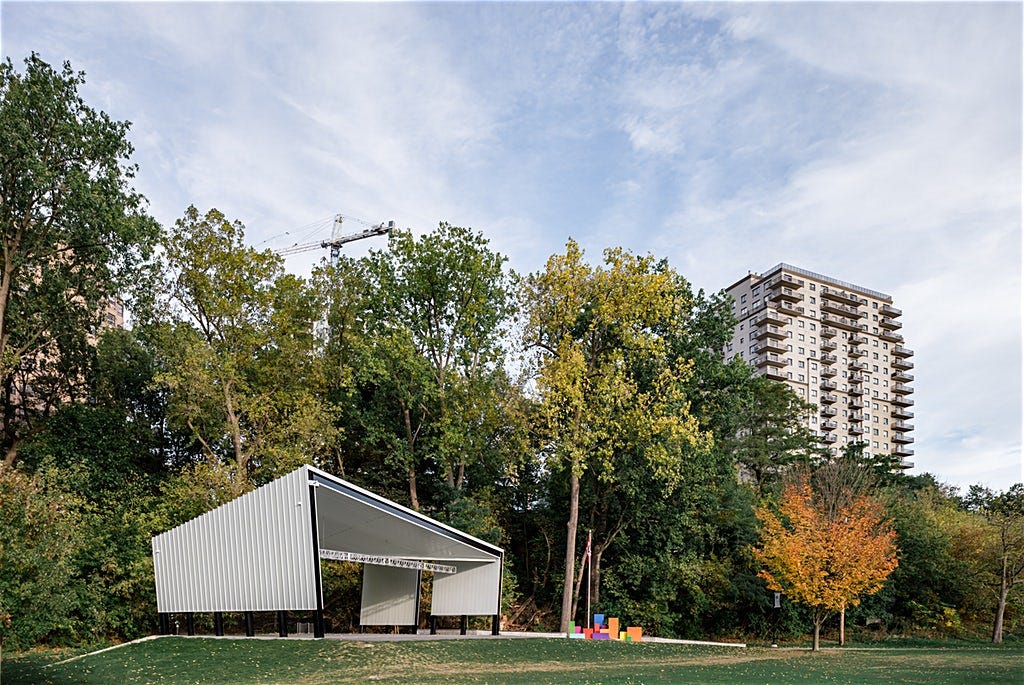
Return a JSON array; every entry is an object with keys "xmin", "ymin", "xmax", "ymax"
[
  {"xmin": 223, "ymin": 381, "xmax": 246, "ymax": 491},
  {"xmin": 559, "ymin": 471, "xmax": 579, "ymax": 633},
  {"xmin": 402, "ymin": 404, "xmax": 421, "ymax": 511},
  {"xmin": 592, "ymin": 546, "xmax": 603, "ymax": 607},
  {"xmin": 993, "ymin": 558, "xmax": 1008, "ymax": 644},
  {"xmin": 812, "ymin": 608, "xmax": 823, "ymax": 651},
  {"xmin": 2, "ymin": 441, "xmax": 17, "ymax": 468},
  {"xmin": 408, "ymin": 463, "xmax": 420, "ymax": 512},
  {"xmin": 570, "ymin": 539, "xmax": 587, "ymax": 620}
]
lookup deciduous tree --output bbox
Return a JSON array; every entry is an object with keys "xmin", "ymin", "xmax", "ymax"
[
  {"xmin": 0, "ymin": 54, "xmax": 158, "ymax": 466},
  {"xmin": 521, "ymin": 240, "xmax": 711, "ymax": 632},
  {"xmin": 153, "ymin": 206, "xmax": 336, "ymax": 496},
  {"xmin": 352, "ymin": 223, "xmax": 515, "ymax": 510},
  {"xmin": 963, "ymin": 484, "xmax": 1024, "ymax": 643},
  {"xmin": 754, "ymin": 480, "xmax": 898, "ymax": 650}
]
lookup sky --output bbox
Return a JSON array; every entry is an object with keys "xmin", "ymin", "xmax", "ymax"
[{"xmin": 3, "ymin": 1, "xmax": 1021, "ymax": 492}]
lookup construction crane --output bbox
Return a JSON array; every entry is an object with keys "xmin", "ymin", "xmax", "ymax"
[{"xmin": 276, "ymin": 214, "xmax": 394, "ymax": 264}]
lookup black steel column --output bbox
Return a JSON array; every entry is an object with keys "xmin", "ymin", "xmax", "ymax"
[
  {"xmin": 429, "ymin": 615, "xmax": 437, "ymax": 635},
  {"xmin": 186, "ymin": 612, "xmax": 195, "ymax": 636},
  {"xmin": 413, "ymin": 569, "xmax": 422, "ymax": 635},
  {"xmin": 245, "ymin": 611, "xmax": 255, "ymax": 637},
  {"xmin": 278, "ymin": 610, "xmax": 288, "ymax": 637},
  {"xmin": 460, "ymin": 615, "xmax": 468, "ymax": 635},
  {"xmin": 308, "ymin": 481, "xmax": 326, "ymax": 638},
  {"xmin": 493, "ymin": 551, "xmax": 504, "ymax": 636},
  {"xmin": 214, "ymin": 611, "xmax": 224, "ymax": 636},
  {"xmin": 159, "ymin": 612, "xmax": 170, "ymax": 635},
  {"xmin": 314, "ymin": 609, "xmax": 325, "ymax": 639}
]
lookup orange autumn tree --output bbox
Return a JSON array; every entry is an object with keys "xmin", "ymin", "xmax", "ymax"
[{"xmin": 754, "ymin": 480, "xmax": 898, "ymax": 650}]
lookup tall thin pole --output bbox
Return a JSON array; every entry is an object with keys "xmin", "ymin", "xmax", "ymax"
[{"xmin": 585, "ymin": 530, "xmax": 592, "ymax": 628}]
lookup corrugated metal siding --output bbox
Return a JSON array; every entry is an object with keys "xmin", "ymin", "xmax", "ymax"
[
  {"xmin": 359, "ymin": 566, "xmax": 420, "ymax": 625},
  {"xmin": 152, "ymin": 466, "xmax": 316, "ymax": 613},
  {"xmin": 431, "ymin": 561, "xmax": 500, "ymax": 616}
]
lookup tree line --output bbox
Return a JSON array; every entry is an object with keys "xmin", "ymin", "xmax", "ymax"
[{"xmin": 1, "ymin": 53, "xmax": 1021, "ymax": 651}]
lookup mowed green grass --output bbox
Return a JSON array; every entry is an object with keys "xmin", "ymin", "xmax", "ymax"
[{"xmin": 3, "ymin": 636, "xmax": 1022, "ymax": 685}]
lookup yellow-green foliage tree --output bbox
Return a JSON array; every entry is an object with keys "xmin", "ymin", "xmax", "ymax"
[
  {"xmin": 754, "ymin": 481, "xmax": 898, "ymax": 650},
  {"xmin": 153, "ymin": 206, "xmax": 338, "ymax": 502},
  {"xmin": 521, "ymin": 240, "xmax": 711, "ymax": 633}
]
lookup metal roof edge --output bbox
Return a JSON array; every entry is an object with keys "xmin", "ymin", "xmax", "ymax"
[{"xmin": 304, "ymin": 465, "xmax": 503, "ymax": 558}]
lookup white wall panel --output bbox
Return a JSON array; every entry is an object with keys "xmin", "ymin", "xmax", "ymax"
[
  {"xmin": 152, "ymin": 466, "xmax": 316, "ymax": 612},
  {"xmin": 360, "ymin": 565, "xmax": 420, "ymax": 625},
  {"xmin": 431, "ymin": 561, "xmax": 501, "ymax": 616},
  {"xmin": 153, "ymin": 465, "xmax": 503, "ymax": 620}
]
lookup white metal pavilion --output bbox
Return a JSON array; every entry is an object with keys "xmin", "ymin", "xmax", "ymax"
[{"xmin": 151, "ymin": 465, "xmax": 503, "ymax": 637}]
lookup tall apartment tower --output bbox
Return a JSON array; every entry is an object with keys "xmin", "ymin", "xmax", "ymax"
[{"xmin": 723, "ymin": 263, "xmax": 914, "ymax": 468}]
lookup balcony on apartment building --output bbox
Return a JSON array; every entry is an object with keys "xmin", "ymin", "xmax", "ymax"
[
  {"xmin": 768, "ymin": 286, "xmax": 804, "ymax": 305},
  {"xmin": 820, "ymin": 379, "xmax": 838, "ymax": 391},
  {"xmin": 894, "ymin": 447, "xmax": 914, "ymax": 459},
  {"xmin": 753, "ymin": 324, "xmax": 787, "ymax": 340},
  {"xmin": 776, "ymin": 302, "xmax": 805, "ymax": 317},
  {"xmin": 753, "ymin": 309, "xmax": 786, "ymax": 327},
  {"xmin": 849, "ymin": 347, "xmax": 867, "ymax": 358},
  {"xmin": 820, "ymin": 312, "xmax": 867, "ymax": 332},
  {"xmin": 849, "ymin": 412, "xmax": 865, "ymax": 423},
  {"xmin": 849, "ymin": 398, "xmax": 866, "ymax": 410},
  {"xmin": 893, "ymin": 382, "xmax": 914, "ymax": 395},
  {"xmin": 820, "ymin": 393, "xmax": 838, "ymax": 404},
  {"xmin": 892, "ymin": 420, "xmax": 914, "ymax": 432},
  {"xmin": 821, "ymin": 339, "xmax": 837, "ymax": 352},
  {"xmin": 849, "ymin": 334, "xmax": 869, "ymax": 346},
  {"xmin": 849, "ymin": 425, "xmax": 865, "ymax": 436},
  {"xmin": 822, "ymin": 434, "xmax": 838, "ymax": 444},
  {"xmin": 893, "ymin": 434, "xmax": 915, "ymax": 446},
  {"xmin": 849, "ymin": 385, "xmax": 866, "ymax": 396},
  {"xmin": 821, "ymin": 299, "xmax": 865, "ymax": 319},
  {"xmin": 892, "ymin": 345, "xmax": 914, "ymax": 358},
  {"xmin": 768, "ymin": 273, "xmax": 805, "ymax": 289},
  {"xmin": 821, "ymin": 420, "xmax": 838, "ymax": 431},
  {"xmin": 880, "ymin": 303, "xmax": 902, "ymax": 318},
  {"xmin": 892, "ymin": 395, "xmax": 914, "ymax": 407},
  {"xmin": 820, "ymin": 353, "xmax": 838, "ymax": 364},
  {"xmin": 820, "ymin": 286, "xmax": 862, "ymax": 306},
  {"xmin": 821, "ymin": 326, "xmax": 838, "ymax": 338},
  {"xmin": 892, "ymin": 407, "xmax": 914, "ymax": 420},
  {"xmin": 880, "ymin": 316, "xmax": 902, "ymax": 330},
  {"xmin": 764, "ymin": 368, "xmax": 787, "ymax": 382},
  {"xmin": 820, "ymin": 405, "xmax": 837, "ymax": 417},
  {"xmin": 893, "ymin": 357, "xmax": 914, "ymax": 371},
  {"xmin": 892, "ymin": 371, "xmax": 914, "ymax": 383},
  {"xmin": 821, "ymin": 366, "xmax": 837, "ymax": 378},
  {"xmin": 757, "ymin": 338, "xmax": 787, "ymax": 355},
  {"xmin": 848, "ymin": 360, "xmax": 869, "ymax": 372},
  {"xmin": 754, "ymin": 353, "xmax": 786, "ymax": 368},
  {"xmin": 849, "ymin": 373, "xmax": 868, "ymax": 383},
  {"xmin": 879, "ymin": 329, "xmax": 904, "ymax": 343}
]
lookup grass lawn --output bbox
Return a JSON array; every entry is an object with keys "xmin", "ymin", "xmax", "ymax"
[{"xmin": 3, "ymin": 636, "xmax": 1022, "ymax": 685}]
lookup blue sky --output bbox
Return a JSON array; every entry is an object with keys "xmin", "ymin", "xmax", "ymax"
[{"xmin": 3, "ymin": 2, "xmax": 1021, "ymax": 491}]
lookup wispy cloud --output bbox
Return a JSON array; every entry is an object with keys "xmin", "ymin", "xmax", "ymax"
[{"xmin": 3, "ymin": 2, "xmax": 1019, "ymax": 489}]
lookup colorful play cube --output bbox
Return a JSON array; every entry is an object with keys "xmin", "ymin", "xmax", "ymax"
[
  {"xmin": 626, "ymin": 626, "xmax": 643, "ymax": 642},
  {"xmin": 593, "ymin": 614, "xmax": 605, "ymax": 627},
  {"xmin": 608, "ymin": 617, "xmax": 619, "ymax": 638}
]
